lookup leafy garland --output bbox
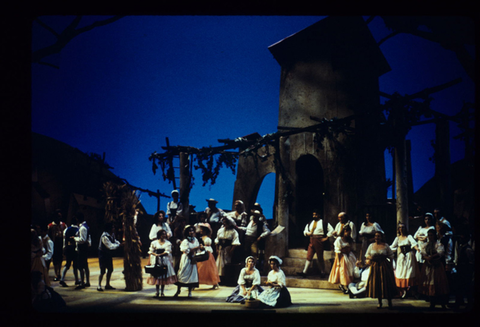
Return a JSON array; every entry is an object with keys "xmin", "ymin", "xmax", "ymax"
[{"xmin": 148, "ymin": 116, "xmax": 355, "ymax": 191}]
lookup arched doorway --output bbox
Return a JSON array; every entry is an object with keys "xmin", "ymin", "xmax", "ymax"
[{"xmin": 290, "ymin": 155, "xmax": 324, "ymax": 248}]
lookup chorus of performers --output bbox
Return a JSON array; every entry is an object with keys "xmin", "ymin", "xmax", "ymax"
[{"xmin": 31, "ymin": 198, "xmax": 473, "ymax": 312}]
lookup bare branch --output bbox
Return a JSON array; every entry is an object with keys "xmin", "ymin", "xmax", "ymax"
[
  {"xmin": 32, "ymin": 15, "xmax": 125, "ymax": 65},
  {"xmin": 35, "ymin": 18, "xmax": 59, "ymax": 38}
]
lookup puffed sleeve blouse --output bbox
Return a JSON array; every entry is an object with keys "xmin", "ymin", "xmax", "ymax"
[
  {"xmin": 237, "ymin": 268, "xmax": 261, "ymax": 286},
  {"xmin": 267, "ymin": 269, "xmax": 287, "ymax": 288}
]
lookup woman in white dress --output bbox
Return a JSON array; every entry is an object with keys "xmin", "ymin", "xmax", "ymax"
[
  {"xmin": 358, "ymin": 213, "xmax": 384, "ymax": 264},
  {"xmin": 328, "ymin": 225, "xmax": 357, "ymax": 293},
  {"xmin": 390, "ymin": 223, "xmax": 419, "ymax": 299},
  {"xmin": 258, "ymin": 256, "xmax": 291, "ymax": 308},
  {"xmin": 413, "ymin": 213, "xmax": 435, "ymax": 265},
  {"xmin": 174, "ymin": 226, "xmax": 203, "ymax": 297},
  {"xmin": 146, "ymin": 230, "xmax": 177, "ymax": 297},
  {"xmin": 226, "ymin": 256, "xmax": 263, "ymax": 303},
  {"xmin": 215, "ymin": 216, "xmax": 241, "ymax": 278}
]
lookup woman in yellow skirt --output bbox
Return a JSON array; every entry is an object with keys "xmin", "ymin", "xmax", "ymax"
[{"xmin": 328, "ymin": 225, "xmax": 357, "ymax": 293}]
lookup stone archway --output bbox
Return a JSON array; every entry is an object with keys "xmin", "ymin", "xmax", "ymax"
[{"xmin": 290, "ymin": 154, "xmax": 324, "ymax": 248}]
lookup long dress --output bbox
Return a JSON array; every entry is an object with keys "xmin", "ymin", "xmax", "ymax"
[
  {"xmin": 390, "ymin": 235, "xmax": 419, "ymax": 288},
  {"xmin": 257, "ymin": 268, "xmax": 291, "ymax": 308},
  {"xmin": 226, "ymin": 267, "xmax": 263, "ymax": 302},
  {"xmin": 197, "ymin": 235, "xmax": 221, "ymax": 285},
  {"xmin": 146, "ymin": 239, "xmax": 177, "ymax": 286},
  {"xmin": 359, "ymin": 222, "xmax": 384, "ymax": 263},
  {"xmin": 215, "ymin": 227, "xmax": 241, "ymax": 276},
  {"xmin": 226, "ymin": 268, "xmax": 263, "ymax": 303},
  {"xmin": 365, "ymin": 243, "xmax": 398, "ymax": 299},
  {"xmin": 413, "ymin": 226, "xmax": 434, "ymax": 263},
  {"xmin": 418, "ymin": 240, "xmax": 449, "ymax": 297},
  {"xmin": 328, "ymin": 237, "xmax": 357, "ymax": 286},
  {"xmin": 175, "ymin": 238, "xmax": 199, "ymax": 288}
]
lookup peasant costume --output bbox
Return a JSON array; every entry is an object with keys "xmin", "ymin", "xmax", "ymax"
[
  {"xmin": 214, "ymin": 226, "xmax": 241, "ymax": 276},
  {"xmin": 197, "ymin": 235, "xmax": 221, "ymax": 285},
  {"xmin": 418, "ymin": 240, "xmax": 449, "ymax": 297},
  {"xmin": 149, "ymin": 222, "xmax": 172, "ymax": 240},
  {"xmin": 413, "ymin": 225, "xmax": 435, "ymax": 263},
  {"xmin": 365, "ymin": 243, "xmax": 398, "ymax": 299},
  {"xmin": 146, "ymin": 239, "xmax": 177, "ymax": 286},
  {"xmin": 390, "ymin": 235, "xmax": 419, "ymax": 288},
  {"xmin": 359, "ymin": 222, "xmax": 384, "ymax": 263},
  {"xmin": 328, "ymin": 237, "xmax": 357, "ymax": 286},
  {"xmin": 175, "ymin": 237, "xmax": 199, "ymax": 288},
  {"xmin": 257, "ymin": 261, "xmax": 291, "ymax": 308},
  {"xmin": 226, "ymin": 266, "xmax": 263, "ymax": 303}
]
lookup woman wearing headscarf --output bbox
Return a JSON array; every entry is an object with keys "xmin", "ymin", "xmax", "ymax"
[
  {"xmin": 174, "ymin": 225, "xmax": 203, "ymax": 298},
  {"xmin": 257, "ymin": 256, "xmax": 292, "ymax": 308},
  {"xmin": 226, "ymin": 256, "xmax": 263, "ymax": 303},
  {"xmin": 196, "ymin": 223, "xmax": 221, "ymax": 289}
]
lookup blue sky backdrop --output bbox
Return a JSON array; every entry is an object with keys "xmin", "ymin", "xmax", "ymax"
[{"xmin": 31, "ymin": 15, "xmax": 475, "ymax": 218}]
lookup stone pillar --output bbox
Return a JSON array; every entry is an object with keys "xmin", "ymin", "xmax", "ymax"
[{"xmin": 275, "ymin": 136, "xmax": 290, "ymax": 257}]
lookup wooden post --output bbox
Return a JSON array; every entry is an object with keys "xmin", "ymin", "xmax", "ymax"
[
  {"xmin": 395, "ymin": 139, "xmax": 409, "ymax": 230},
  {"xmin": 179, "ymin": 152, "xmax": 190, "ymax": 219}
]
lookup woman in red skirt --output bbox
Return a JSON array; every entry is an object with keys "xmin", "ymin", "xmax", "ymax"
[{"xmin": 197, "ymin": 223, "xmax": 221, "ymax": 289}]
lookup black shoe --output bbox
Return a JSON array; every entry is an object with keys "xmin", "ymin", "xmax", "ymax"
[
  {"xmin": 97, "ymin": 287, "xmax": 104, "ymax": 292},
  {"xmin": 75, "ymin": 284, "xmax": 85, "ymax": 290},
  {"xmin": 296, "ymin": 272, "xmax": 307, "ymax": 278},
  {"xmin": 59, "ymin": 281, "xmax": 68, "ymax": 287},
  {"xmin": 105, "ymin": 285, "xmax": 116, "ymax": 290},
  {"xmin": 84, "ymin": 283, "xmax": 91, "ymax": 287}
]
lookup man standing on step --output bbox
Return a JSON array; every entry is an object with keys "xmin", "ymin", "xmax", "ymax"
[{"xmin": 297, "ymin": 209, "xmax": 334, "ymax": 278}]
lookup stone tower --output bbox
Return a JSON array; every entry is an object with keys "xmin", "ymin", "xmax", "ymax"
[{"xmin": 233, "ymin": 16, "xmax": 391, "ymax": 254}]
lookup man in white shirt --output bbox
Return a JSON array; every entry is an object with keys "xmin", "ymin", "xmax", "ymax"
[
  {"xmin": 297, "ymin": 209, "xmax": 334, "ymax": 278},
  {"xmin": 332, "ymin": 212, "xmax": 357, "ymax": 242}
]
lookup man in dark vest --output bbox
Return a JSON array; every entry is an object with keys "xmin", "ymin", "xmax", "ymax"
[
  {"xmin": 97, "ymin": 222, "xmax": 121, "ymax": 291},
  {"xmin": 239, "ymin": 210, "xmax": 271, "ymax": 266},
  {"xmin": 297, "ymin": 209, "xmax": 334, "ymax": 278},
  {"xmin": 59, "ymin": 215, "xmax": 79, "ymax": 287},
  {"xmin": 73, "ymin": 212, "xmax": 91, "ymax": 289}
]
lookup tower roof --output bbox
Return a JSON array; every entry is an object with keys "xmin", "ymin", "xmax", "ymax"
[{"xmin": 269, "ymin": 16, "xmax": 391, "ymax": 77}]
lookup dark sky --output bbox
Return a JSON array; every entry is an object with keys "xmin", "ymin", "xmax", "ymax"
[{"xmin": 31, "ymin": 15, "xmax": 475, "ymax": 218}]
